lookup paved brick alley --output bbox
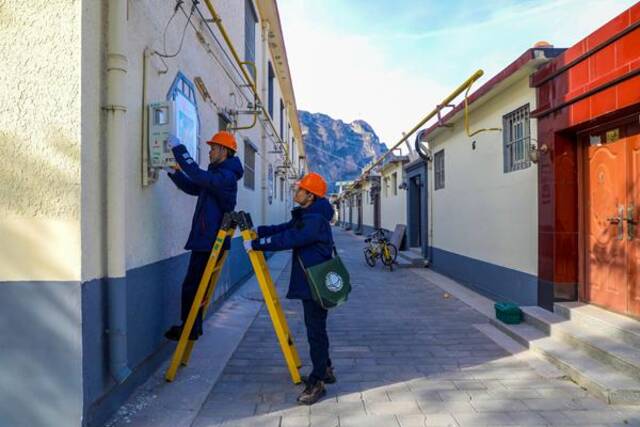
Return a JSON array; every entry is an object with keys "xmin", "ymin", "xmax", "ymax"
[
  {"xmin": 107, "ymin": 228, "xmax": 640, "ymax": 427},
  {"xmin": 187, "ymin": 228, "xmax": 639, "ymax": 427}
]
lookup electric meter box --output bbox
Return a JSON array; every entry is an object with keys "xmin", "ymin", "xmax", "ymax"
[
  {"xmin": 148, "ymin": 97, "xmax": 199, "ymax": 168},
  {"xmin": 148, "ymin": 101, "xmax": 175, "ymax": 168}
]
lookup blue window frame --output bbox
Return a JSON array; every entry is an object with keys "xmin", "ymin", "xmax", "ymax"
[
  {"xmin": 279, "ymin": 99, "xmax": 285, "ymax": 138},
  {"xmin": 167, "ymin": 72, "xmax": 198, "ymax": 105},
  {"xmin": 244, "ymin": 0, "xmax": 257, "ymax": 80},
  {"xmin": 167, "ymin": 72, "xmax": 200, "ymax": 161},
  {"xmin": 268, "ymin": 62, "xmax": 274, "ymax": 117}
]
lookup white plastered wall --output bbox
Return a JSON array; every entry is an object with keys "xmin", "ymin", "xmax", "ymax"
[
  {"xmin": 361, "ymin": 181, "xmax": 375, "ymax": 229},
  {"xmin": 80, "ymin": 0, "xmax": 297, "ymax": 281},
  {"xmin": 0, "ymin": 1, "xmax": 82, "ymax": 281},
  {"xmin": 380, "ymin": 163, "xmax": 407, "ymax": 231},
  {"xmin": 428, "ymin": 76, "xmax": 538, "ymax": 275}
]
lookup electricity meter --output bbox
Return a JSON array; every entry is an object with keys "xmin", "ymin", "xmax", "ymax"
[
  {"xmin": 148, "ymin": 94, "xmax": 199, "ymax": 169},
  {"xmin": 148, "ymin": 101, "xmax": 176, "ymax": 168}
]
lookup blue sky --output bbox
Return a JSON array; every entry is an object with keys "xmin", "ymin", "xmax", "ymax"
[{"xmin": 278, "ymin": 0, "xmax": 638, "ymax": 147}]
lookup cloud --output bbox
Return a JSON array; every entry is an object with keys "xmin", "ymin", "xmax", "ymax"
[
  {"xmin": 280, "ymin": 0, "xmax": 638, "ymax": 151},
  {"xmin": 281, "ymin": 1, "xmax": 450, "ymax": 148}
]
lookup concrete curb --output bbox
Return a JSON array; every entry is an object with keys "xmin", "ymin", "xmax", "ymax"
[
  {"xmin": 105, "ymin": 252, "xmax": 292, "ymax": 427},
  {"xmin": 409, "ymin": 268, "xmax": 565, "ymax": 380}
]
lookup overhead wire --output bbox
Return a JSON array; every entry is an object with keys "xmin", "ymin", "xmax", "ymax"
[
  {"xmin": 176, "ymin": 3, "xmax": 286, "ymax": 167},
  {"xmin": 176, "ymin": 3, "xmax": 251, "ymax": 106},
  {"xmin": 156, "ymin": 1, "xmax": 196, "ymax": 59},
  {"xmin": 177, "ymin": 0, "xmax": 299, "ymax": 176}
]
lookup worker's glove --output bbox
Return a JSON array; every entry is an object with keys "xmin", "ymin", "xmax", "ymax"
[
  {"xmin": 167, "ymin": 134, "xmax": 181, "ymax": 148},
  {"xmin": 243, "ymin": 239, "xmax": 254, "ymax": 253}
]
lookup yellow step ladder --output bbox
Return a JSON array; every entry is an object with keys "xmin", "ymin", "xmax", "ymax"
[{"xmin": 165, "ymin": 211, "xmax": 302, "ymax": 384}]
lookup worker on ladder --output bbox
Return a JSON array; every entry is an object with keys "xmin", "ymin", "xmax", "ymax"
[
  {"xmin": 164, "ymin": 131, "xmax": 244, "ymax": 341},
  {"xmin": 244, "ymin": 172, "xmax": 336, "ymax": 405}
]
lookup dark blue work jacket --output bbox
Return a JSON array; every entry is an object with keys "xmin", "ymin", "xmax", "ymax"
[
  {"xmin": 168, "ymin": 144, "xmax": 243, "ymax": 251},
  {"xmin": 253, "ymin": 198, "xmax": 335, "ymax": 300}
]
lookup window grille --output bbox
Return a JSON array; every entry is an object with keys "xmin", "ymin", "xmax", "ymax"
[
  {"xmin": 244, "ymin": 140, "xmax": 256, "ymax": 190},
  {"xmin": 434, "ymin": 150, "xmax": 445, "ymax": 190},
  {"xmin": 503, "ymin": 104, "xmax": 531, "ymax": 172}
]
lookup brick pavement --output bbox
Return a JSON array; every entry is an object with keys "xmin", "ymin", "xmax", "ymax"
[{"xmin": 190, "ymin": 228, "xmax": 639, "ymax": 427}]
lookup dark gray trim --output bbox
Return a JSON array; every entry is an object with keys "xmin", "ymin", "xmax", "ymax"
[
  {"xmin": 404, "ymin": 161, "xmax": 428, "ymax": 258},
  {"xmin": 0, "ymin": 280, "xmax": 83, "ymax": 427},
  {"xmin": 430, "ymin": 246, "xmax": 538, "ymax": 306}
]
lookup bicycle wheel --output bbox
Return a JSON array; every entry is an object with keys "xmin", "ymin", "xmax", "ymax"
[
  {"xmin": 364, "ymin": 248, "xmax": 377, "ymax": 267},
  {"xmin": 381, "ymin": 243, "xmax": 398, "ymax": 268}
]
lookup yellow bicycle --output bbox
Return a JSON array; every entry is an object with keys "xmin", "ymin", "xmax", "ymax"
[{"xmin": 364, "ymin": 230, "xmax": 398, "ymax": 271}]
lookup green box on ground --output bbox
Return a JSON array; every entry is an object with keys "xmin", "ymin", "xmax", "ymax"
[{"xmin": 495, "ymin": 302, "xmax": 523, "ymax": 324}]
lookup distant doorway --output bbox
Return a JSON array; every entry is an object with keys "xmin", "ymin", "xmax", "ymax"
[
  {"xmin": 373, "ymin": 189, "xmax": 381, "ymax": 230},
  {"xmin": 355, "ymin": 193, "xmax": 363, "ymax": 235},
  {"xmin": 583, "ymin": 119, "xmax": 640, "ymax": 317},
  {"xmin": 405, "ymin": 160, "xmax": 427, "ymax": 256},
  {"xmin": 408, "ymin": 176, "xmax": 422, "ymax": 247}
]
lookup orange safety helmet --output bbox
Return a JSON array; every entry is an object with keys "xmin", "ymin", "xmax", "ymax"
[
  {"xmin": 207, "ymin": 131, "xmax": 237, "ymax": 152},
  {"xmin": 297, "ymin": 172, "xmax": 327, "ymax": 198}
]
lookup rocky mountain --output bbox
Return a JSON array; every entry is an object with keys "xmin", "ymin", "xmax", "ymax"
[{"xmin": 299, "ymin": 110, "xmax": 388, "ymax": 193}]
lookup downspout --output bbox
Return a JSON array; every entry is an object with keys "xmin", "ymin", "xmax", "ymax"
[
  {"xmin": 104, "ymin": 0, "xmax": 131, "ymax": 383},
  {"xmin": 414, "ymin": 130, "xmax": 433, "ymax": 266},
  {"xmin": 260, "ymin": 21, "xmax": 270, "ymax": 224}
]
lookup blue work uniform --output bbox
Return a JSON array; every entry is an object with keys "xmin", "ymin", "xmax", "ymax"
[
  {"xmin": 168, "ymin": 144, "xmax": 243, "ymax": 336},
  {"xmin": 252, "ymin": 197, "xmax": 335, "ymax": 383}
]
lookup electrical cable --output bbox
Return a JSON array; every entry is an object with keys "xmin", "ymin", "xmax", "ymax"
[
  {"xmin": 189, "ymin": 1, "xmax": 251, "ymax": 97},
  {"xmin": 176, "ymin": 0, "xmax": 301, "ymax": 176},
  {"xmin": 156, "ymin": 1, "xmax": 196, "ymax": 59},
  {"xmin": 179, "ymin": 6, "xmax": 250, "ymax": 106}
]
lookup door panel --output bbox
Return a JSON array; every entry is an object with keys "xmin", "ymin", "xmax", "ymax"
[
  {"xmin": 628, "ymin": 131, "xmax": 640, "ymax": 317},
  {"xmin": 409, "ymin": 176, "xmax": 421, "ymax": 247},
  {"xmin": 585, "ymin": 138, "xmax": 628, "ymax": 313},
  {"xmin": 373, "ymin": 192, "xmax": 381, "ymax": 229}
]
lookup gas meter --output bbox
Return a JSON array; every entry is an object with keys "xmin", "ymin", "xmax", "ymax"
[{"xmin": 148, "ymin": 95, "xmax": 199, "ymax": 168}]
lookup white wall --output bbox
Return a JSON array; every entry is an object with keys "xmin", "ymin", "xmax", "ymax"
[
  {"xmin": 0, "ymin": 0, "xmax": 82, "ymax": 282},
  {"xmin": 380, "ymin": 162, "xmax": 407, "ymax": 231},
  {"xmin": 79, "ymin": 0, "xmax": 298, "ymax": 281},
  {"xmin": 428, "ymin": 76, "xmax": 538, "ymax": 275},
  {"xmin": 361, "ymin": 181, "xmax": 375, "ymax": 229}
]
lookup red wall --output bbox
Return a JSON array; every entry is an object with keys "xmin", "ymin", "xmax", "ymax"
[{"xmin": 532, "ymin": 3, "xmax": 640, "ymax": 308}]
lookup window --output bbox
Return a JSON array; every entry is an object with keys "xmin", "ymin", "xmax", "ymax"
[
  {"xmin": 391, "ymin": 172, "xmax": 398, "ymax": 196},
  {"xmin": 218, "ymin": 113, "xmax": 230, "ymax": 131},
  {"xmin": 434, "ymin": 149, "xmax": 445, "ymax": 190},
  {"xmin": 280, "ymin": 99, "xmax": 285, "ymax": 138},
  {"xmin": 268, "ymin": 62, "xmax": 275, "ymax": 117},
  {"xmin": 503, "ymin": 104, "xmax": 531, "ymax": 172},
  {"xmin": 244, "ymin": 139, "xmax": 257, "ymax": 190},
  {"xmin": 279, "ymin": 177, "xmax": 284, "ymax": 201},
  {"xmin": 167, "ymin": 72, "xmax": 200, "ymax": 162},
  {"xmin": 244, "ymin": 0, "xmax": 257, "ymax": 80}
]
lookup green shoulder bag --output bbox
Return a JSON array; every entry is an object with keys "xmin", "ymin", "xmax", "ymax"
[{"xmin": 298, "ymin": 247, "xmax": 351, "ymax": 309}]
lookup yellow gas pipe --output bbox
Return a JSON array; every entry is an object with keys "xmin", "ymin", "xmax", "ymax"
[
  {"xmin": 341, "ymin": 69, "xmax": 485, "ymax": 198},
  {"xmin": 201, "ymin": 0, "xmax": 297, "ymax": 175},
  {"xmin": 464, "ymin": 84, "xmax": 501, "ymax": 137}
]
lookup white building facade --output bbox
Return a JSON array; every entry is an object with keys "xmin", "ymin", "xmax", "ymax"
[
  {"xmin": 418, "ymin": 48, "xmax": 563, "ymax": 305},
  {"xmin": 0, "ymin": 1, "xmax": 305, "ymax": 425}
]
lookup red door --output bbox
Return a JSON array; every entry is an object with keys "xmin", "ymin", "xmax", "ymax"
[
  {"xmin": 628, "ymin": 131, "xmax": 640, "ymax": 317},
  {"xmin": 584, "ymin": 120, "xmax": 640, "ymax": 317},
  {"xmin": 585, "ymin": 136, "xmax": 628, "ymax": 314}
]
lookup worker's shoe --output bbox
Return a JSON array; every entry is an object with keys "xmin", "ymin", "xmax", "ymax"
[
  {"xmin": 164, "ymin": 325, "xmax": 201, "ymax": 341},
  {"xmin": 297, "ymin": 381, "xmax": 326, "ymax": 405},
  {"xmin": 301, "ymin": 366, "xmax": 336, "ymax": 386}
]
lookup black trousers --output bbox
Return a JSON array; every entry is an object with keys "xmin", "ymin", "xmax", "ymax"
[
  {"xmin": 180, "ymin": 251, "xmax": 212, "ymax": 336},
  {"xmin": 302, "ymin": 299, "xmax": 332, "ymax": 383}
]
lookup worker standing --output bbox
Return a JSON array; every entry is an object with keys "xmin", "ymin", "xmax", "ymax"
[
  {"xmin": 164, "ymin": 131, "xmax": 244, "ymax": 341},
  {"xmin": 245, "ymin": 172, "xmax": 336, "ymax": 405}
]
